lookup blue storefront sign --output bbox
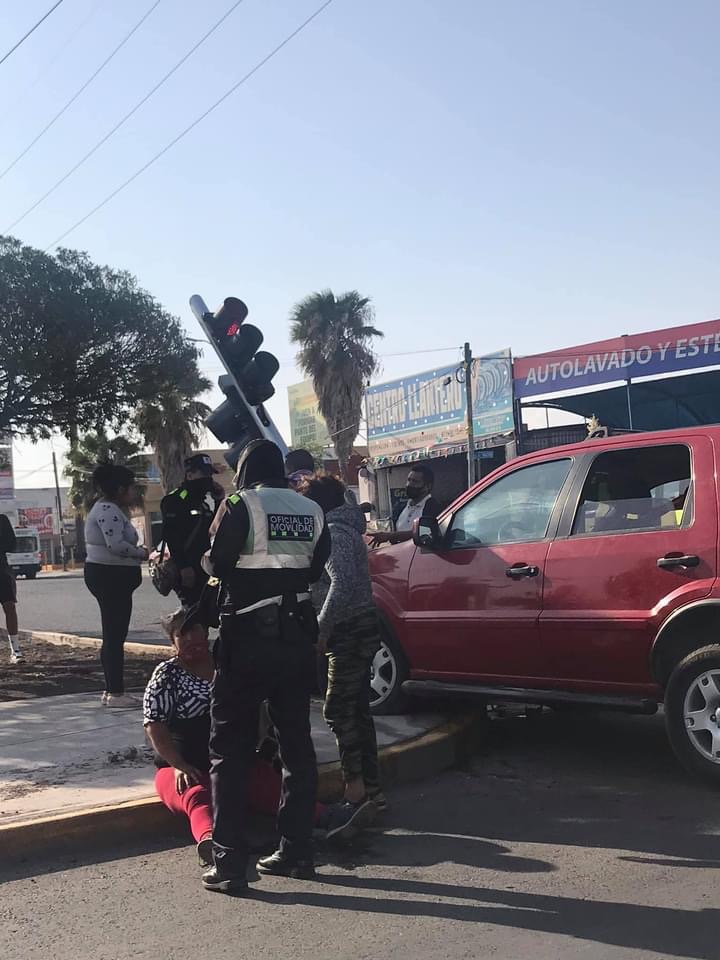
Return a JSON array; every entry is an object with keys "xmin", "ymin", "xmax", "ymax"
[{"xmin": 367, "ymin": 351, "xmax": 514, "ymax": 459}]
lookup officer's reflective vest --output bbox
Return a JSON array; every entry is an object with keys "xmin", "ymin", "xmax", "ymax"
[{"xmin": 229, "ymin": 488, "xmax": 324, "ymax": 571}]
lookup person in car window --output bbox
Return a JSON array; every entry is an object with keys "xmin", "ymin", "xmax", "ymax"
[
  {"xmin": 0, "ymin": 513, "xmax": 21, "ymax": 663},
  {"xmin": 370, "ymin": 465, "xmax": 441, "ymax": 546}
]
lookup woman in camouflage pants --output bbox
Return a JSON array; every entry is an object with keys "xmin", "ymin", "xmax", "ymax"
[{"xmin": 302, "ymin": 475, "xmax": 384, "ymax": 839}]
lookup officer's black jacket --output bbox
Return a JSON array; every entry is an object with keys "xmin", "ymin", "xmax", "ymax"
[
  {"xmin": 160, "ymin": 486, "xmax": 218, "ymax": 572},
  {"xmin": 205, "ymin": 481, "xmax": 331, "ymax": 612}
]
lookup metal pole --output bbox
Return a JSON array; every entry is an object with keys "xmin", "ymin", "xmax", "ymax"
[
  {"xmin": 625, "ymin": 379, "xmax": 633, "ymax": 430},
  {"xmin": 464, "ymin": 342, "xmax": 476, "ymax": 489},
  {"xmin": 52, "ymin": 451, "xmax": 67, "ymax": 571}
]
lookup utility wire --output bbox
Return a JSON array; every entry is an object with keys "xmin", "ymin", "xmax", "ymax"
[
  {"xmin": 0, "ymin": 1, "xmax": 65, "ymax": 68},
  {"xmin": 0, "ymin": 0, "xmax": 162, "ymax": 182},
  {"xmin": 45, "ymin": 0, "xmax": 336, "ymax": 251},
  {"xmin": 5, "ymin": 0, "xmax": 248, "ymax": 233},
  {"xmin": 0, "ymin": 0, "xmax": 105, "ymax": 125}
]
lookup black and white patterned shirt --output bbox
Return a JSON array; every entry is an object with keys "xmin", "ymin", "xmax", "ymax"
[
  {"xmin": 143, "ymin": 659, "xmax": 211, "ymax": 724},
  {"xmin": 143, "ymin": 659, "xmax": 212, "ymax": 770}
]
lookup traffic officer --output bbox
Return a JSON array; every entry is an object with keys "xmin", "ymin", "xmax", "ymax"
[
  {"xmin": 200, "ymin": 439, "xmax": 330, "ymax": 895},
  {"xmin": 160, "ymin": 454, "xmax": 222, "ymax": 606}
]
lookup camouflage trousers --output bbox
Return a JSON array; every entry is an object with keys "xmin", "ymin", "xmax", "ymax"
[{"xmin": 323, "ymin": 608, "xmax": 382, "ymax": 793}]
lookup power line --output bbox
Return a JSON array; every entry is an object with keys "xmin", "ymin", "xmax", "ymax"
[
  {"xmin": 5, "ymin": 0, "xmax": 248, "ymax": 233},
  {"xmin": 0, "ymin": 1, "xmax": 66, "ymax": 68},
  {"xmin": 0, "ymin": 0, "xmax": 162, "ymax": 183},
  {"xmin": 45, "ymin": 0, "xmax": 336, "ymax": 251},
  {"xmin": 0, "ymin": 0, "xmax": 105, "ymax": 125}
]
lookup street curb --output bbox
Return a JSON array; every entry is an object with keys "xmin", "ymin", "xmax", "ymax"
[
  {"xmin": 1, "ymin": 714, "xmax": 478, "ymax": 862},
  {"xmin": 23, "ymin": 630, "xmax": 170, "ymax": 656}
]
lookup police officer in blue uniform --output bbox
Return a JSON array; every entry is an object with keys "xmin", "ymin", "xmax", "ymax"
[{"xmin": 200, "ymin": 440, "xmax": 330, "ymax": 894}]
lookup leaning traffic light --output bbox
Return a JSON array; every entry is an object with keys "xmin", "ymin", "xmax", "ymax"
[{"xmin": 189, "ymin": 294, "xmax": 287, "ymax": 468}]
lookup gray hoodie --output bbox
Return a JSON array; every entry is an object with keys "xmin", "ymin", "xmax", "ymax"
[{"xmin": 313, "ymin": 502, "xmax": 374, "ymax": 641}]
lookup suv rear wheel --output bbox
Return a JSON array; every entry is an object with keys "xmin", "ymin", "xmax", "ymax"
[
  {"xmin": 370, "ymin": 627, "xmax": 409, "ymax": 716},
  {"xmin": 665, "ymin": 644, "xmax": 720, "ymax": 782}
]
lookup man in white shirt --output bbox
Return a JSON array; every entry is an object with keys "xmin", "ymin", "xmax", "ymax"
[{"xmin": 370, "ymin": 466, "xmax": 440, "ymax": 546}]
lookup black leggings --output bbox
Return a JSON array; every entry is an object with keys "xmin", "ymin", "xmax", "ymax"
[{"xmin": 84, "ymin": 563, "xmax": 142, "ymax": 694}]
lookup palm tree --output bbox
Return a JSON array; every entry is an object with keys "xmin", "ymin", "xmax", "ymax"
[
  {"xmin": 135, "ymin": 374, "xmax": 211, "ymax": 493},
  {"xmin": 65, "ymin": 429, "xmax": 147, "ymax": 515},
  {"xmin": 290, "ymin": 290, "xmax": 383, "ymax": 481},
  {"xmin": 65, "ymin": 429, "xmax": 147, "ymax": 560}
]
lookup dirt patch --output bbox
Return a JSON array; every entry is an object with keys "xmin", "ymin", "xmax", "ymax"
[{"xmin": 0, "ymin": 639, "xmax": 164, "ymax": 701}]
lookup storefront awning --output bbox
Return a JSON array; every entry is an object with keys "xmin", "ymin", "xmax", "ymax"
[{"xmin": 523, "ymin": 368, "xmax": 720, "ymax": 431}]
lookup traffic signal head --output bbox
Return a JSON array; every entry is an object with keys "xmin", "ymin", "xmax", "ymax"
[
  {"xmin": 205, "ymin": 297, "xmax": 248, "ymax": 340},
  {"xmin": 191, "ymin": 292, "xmax": 288, "ymax": 468}
]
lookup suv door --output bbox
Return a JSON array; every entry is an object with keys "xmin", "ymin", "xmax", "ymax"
[
  {"xmin": 404, "ymin": 457, "xmax": 574, "ymax": 683},
  {"xmin": 540, "ymin": 438, "xmax": 718, "ymax": 690}
]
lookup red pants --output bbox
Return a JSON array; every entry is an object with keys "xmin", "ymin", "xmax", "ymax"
[{"xmin": 155, "ymin": 762, "xmax": 324, "ymax": 843}]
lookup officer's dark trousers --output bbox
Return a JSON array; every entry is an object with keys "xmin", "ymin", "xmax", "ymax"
[{"xmin": 210, "ymin": 613, "xmax": 318, "ymax": 875}]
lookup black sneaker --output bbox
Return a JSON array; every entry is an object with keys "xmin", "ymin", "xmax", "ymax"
[
  {"xmin": 256, "ymin": 850, "xmax": 316, "ymax": 880},
  {"xmin": 368, "ymin": 790, "xmax": 388, "ymax": 813},
  {"xmin": 325, "ymin": 798, "xmax": 377, "ymax": 843},
  {"xmin": 197, "ymin": 837, "xmax": 214, "ymax": 868},
  {"xmin": 201, "ymin": 865, "xmax": 248, "ymax": 895}
]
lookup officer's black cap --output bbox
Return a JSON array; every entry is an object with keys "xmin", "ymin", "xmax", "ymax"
[{"xmin": 184, "ymin": 453, "xmax": 218, "ymax": 476}]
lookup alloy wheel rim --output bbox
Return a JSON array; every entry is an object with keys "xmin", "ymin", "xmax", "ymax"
[
  {"xmin": 370, "ymin": 640, "xmax": 397, "ymax": 707},
  {"xmin": 683, "ymin": 669, "xmax": 720, "ymax": 763}
]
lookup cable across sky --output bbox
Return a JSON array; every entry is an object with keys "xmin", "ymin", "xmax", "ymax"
[
  {"xmin": 0, "ymin": 0, "xmax": 163, "ymax": 182},
  {"xmin": 44, "ymin": 0, "xmax": 336, "ymax": 251},
  {"xmin": 0, "ymin": 1, "xmax": 65, "ymax": 68},
  {"xmin": 5, "ymin": 0, "xmax": 248, "ymax": 234}
]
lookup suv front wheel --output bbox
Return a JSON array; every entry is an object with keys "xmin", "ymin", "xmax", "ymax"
[
  {"xmin": 665, "ymin": 644, "xmax": 720, "ymax": 782},
  {"xmin": 370, "ymin": 627, "xmax": 409, "ymax": 716}
]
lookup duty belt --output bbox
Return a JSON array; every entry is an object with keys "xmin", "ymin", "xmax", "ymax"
[{"xmin": 228, "ymin": 592, "xmax": 311, "ymax": 617}]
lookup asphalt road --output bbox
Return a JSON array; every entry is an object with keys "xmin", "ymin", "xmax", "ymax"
[
  {"xmin": 16, "ymin": 569, "xmax": 176, "ymax": 644},
  {"xmin": 3, "ymin": 708, "xmax": 719, "ymax": 960}
]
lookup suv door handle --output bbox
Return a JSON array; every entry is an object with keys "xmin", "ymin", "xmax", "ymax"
[
  {"xmin": 657, "ymin": 554, "xmax": 700, "ymax": 570},
  {"xmin": 506, "ymin": 563, "xmax": 540, "ymax": 579}
]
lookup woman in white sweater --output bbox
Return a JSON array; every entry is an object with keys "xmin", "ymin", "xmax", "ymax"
[{"xmin": 84, "ymin": 463, "xmax": 148, "ymax": 707}]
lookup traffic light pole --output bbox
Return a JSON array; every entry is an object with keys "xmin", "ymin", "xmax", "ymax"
[{"xmin": 189, "ymin": 294, "xmax": 288, "ymax": 457}]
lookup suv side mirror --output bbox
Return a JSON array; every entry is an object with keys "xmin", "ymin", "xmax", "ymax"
[{"xmin": 414, "ymin": 516, "xmax": 441, "ymax": 549}]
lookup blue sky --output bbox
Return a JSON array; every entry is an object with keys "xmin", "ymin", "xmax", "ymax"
[{"xmin": 3, "ymin": 0, "xmax": 719, "ymax": 487}]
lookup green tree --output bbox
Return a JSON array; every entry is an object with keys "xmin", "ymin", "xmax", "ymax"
[
  {"xmin": 0, "ymin": 236, "xmax": 202, "ymax": 438},
  {"xmin": 65, "ymin": 429, "xmax": 147, "ymax": 515},
  {"xmin": 135, "ymin": 371, "xmax": 211, "ymax": 494},
  {"xmin": 290, "ymin": 290, "xmax": 382, "ymax": 479}
]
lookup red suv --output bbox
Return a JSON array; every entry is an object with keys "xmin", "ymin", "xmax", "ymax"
[{"xmin": 368, "ymin": 426, "xmax": 720, "ymax": 781}]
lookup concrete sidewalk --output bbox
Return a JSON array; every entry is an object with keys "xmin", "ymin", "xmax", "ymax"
[{"xmin": 0, "ymin": 692, "xmax": 457, "ymax": 828}]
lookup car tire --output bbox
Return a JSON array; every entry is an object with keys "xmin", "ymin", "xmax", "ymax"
[
  {"xmin": 665, "ymin": 644, "xmax": 720, "ymax": 783},
  {"xmin": 370, "ymin": 625, "xmax": 410, "ymax": 716},
  {"xmin": 26, "ymin": 571, "xmax": 37, "ymax": 580}
]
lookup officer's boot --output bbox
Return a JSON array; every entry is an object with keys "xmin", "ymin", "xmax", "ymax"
[
  {"xmin": 257, "ymin": 849, "xmax": 316, "ymax": 880},
  {"xmin": 202, "ymin": 855, "xmax": 249, "ymax": 895}
]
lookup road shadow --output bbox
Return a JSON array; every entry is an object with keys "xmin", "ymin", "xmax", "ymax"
[{"xmin": 254, "ymin": 874, "xmax": 719, "ymax": 959}]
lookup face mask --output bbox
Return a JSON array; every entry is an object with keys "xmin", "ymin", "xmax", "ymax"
[
  {"xmin": 406, "ymin": 485, "xmax": 425, "ymax": 502},
  {"xmin": 188, "ymin": 477, "xmax": 214, "ymax": 495}
]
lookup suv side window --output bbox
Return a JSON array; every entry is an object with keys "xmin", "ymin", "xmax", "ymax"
[
  {"xmin": 572, "ymin": 444, "xmax": 692, "ymax": 537},
  {"xmin": 448, "ymin": 459, "xmax": 572, "ymax": 547}
]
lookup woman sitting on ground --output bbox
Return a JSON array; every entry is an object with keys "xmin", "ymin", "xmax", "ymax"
[{"xmin": 143, "ymin": 610, "xmax": 359, "ymax": 865}]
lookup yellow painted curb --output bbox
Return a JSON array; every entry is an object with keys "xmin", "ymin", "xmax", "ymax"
[{"xmin": 1, "ymin": 715, "xmax": 476, "ymax": 862}]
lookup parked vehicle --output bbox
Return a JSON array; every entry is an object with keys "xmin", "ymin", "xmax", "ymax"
[
  {"xmin": 368, "ymin": 426, "xmax": 720, "ymax": 781},
  {"xmin": 8, "ymin": 527, "xmax": 42, "ymax": 579}
]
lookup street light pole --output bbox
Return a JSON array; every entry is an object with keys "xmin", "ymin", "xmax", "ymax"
[
  {"xmin": 464, "ymin": 342, "xmax": 476, "ymax": 489},
  {"xmin": 52, "ymin": 451, "xmax": 67, "ymax": 571}
]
